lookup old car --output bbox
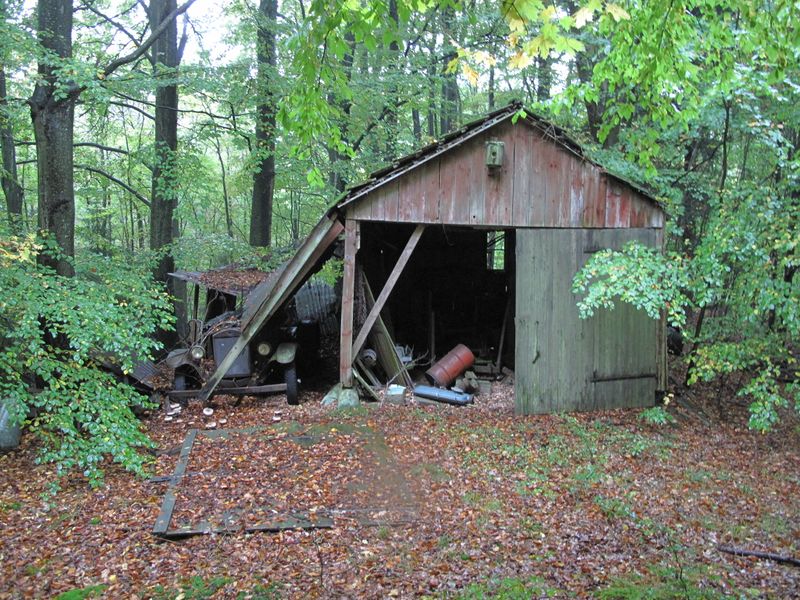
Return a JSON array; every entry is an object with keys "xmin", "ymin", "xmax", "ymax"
[{"xmin": 165, "ymin": 267, "xmax": 310, "ymax": 405}]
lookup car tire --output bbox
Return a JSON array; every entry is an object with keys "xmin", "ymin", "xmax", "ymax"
[{"xmin": 285, "ymin": 363, "xmax": 298, "ymax": 405}]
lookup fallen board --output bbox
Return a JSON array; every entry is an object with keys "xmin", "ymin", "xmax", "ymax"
[{"xmin": 152, "ymin": 423, "xmax": 418, "ymax": 538}]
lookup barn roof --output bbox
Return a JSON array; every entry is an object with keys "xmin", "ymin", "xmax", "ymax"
[{"xmin": 336, "ymin": 100, "xmax": 661, "ymax": 213}]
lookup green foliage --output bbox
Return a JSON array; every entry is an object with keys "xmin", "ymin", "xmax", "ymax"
[
  {"xmin": 573, "ymin": 242, "xmax": 690, "ymax": 327},
  {"xmin": 594, "ymin": 493, "xmax": 634, "ymax": 521},
  {"xmin": 639, "ymin": 407, "xmax": 677, "ymax": 427},
  {"xmin": 598, "ymin": 564, "xmax": 740, "ymax": 599},
  {"xmin": 0, "ymin": 233, "xmax": 173, "ymax": 487},
  {"xmin": 54, "ymin": 585, "xmax": 107, "ymax": 600},
  {"xmin": 149, "ymin": 576, "xmax": 231, "ymax": 600},
  {"xmin": 454, "ymin": 576, "xmax": 560, "ymax": 599}
]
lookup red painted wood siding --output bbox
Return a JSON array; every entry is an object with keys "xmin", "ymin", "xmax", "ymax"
[{"xmin": 347, "ymin": 120, "xmax": 663, "ymax": 229}]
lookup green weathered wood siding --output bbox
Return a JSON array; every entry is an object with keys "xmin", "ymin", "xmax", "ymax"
[{"xmin": 515, "ymin": 228, "xmax": 660, "ymax": 415}]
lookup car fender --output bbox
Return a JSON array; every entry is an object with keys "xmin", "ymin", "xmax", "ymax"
[
  {"xmin": 165, "ymin": 348, "xmax": 193, "ymax": 369},
  {"xmin": 275, "ymin": 342, "xmax": 298, "ymax": 365}
]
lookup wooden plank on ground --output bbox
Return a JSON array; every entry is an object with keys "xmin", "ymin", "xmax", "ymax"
[{"xmin": 153, "ymin": 428, "xmax": 198, "ymax": 536}]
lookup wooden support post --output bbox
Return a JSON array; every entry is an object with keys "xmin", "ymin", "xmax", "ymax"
[
  {"xmin": 351, "ymin": 224, "xmax": 424, "ymax": 359},
  {"xmin": 340, "ymin": 219, "xmax": 359, "ymax": 387},
  {"xmin": 192, "ymin": 284, "xmax": 200, "ymax": 321}
]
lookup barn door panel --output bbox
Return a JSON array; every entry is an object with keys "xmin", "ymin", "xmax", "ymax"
[
  {"xmin": 585, "ymin": 229, "xmax": 659, "ymax": 409},
  {"xmin": 515, "ymin": 228, "xmax": 660, "ymax": 415},
  {"xmin": 515, "ymin": 229, "xmax": 595, "ymax": 414}
]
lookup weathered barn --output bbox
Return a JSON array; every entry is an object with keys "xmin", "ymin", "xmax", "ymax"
[{"xmin": 201, "ymin": 101, "xmax": 666, "ymax": 414}]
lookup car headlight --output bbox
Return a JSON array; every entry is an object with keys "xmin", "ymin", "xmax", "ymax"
[
  {"xmin": 190, "ymin": 345, "xmax": 205, "ymax": 360},
  {"xmin": 257, "ymin": 342, "xmax": 272, "ymax": 356}
]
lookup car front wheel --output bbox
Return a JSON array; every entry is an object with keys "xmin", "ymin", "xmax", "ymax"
[{"xmin": 285, "ymin": 363, "xmax": 298, "ymax": 405}]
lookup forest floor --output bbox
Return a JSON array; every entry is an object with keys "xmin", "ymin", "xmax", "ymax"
[{"xmin": 1, "ymin": 378, "xmax": 799, "ymax": 599}]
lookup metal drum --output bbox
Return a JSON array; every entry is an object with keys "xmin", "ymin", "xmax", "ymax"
[{"xmin": 425, "ymin": 344, "xmax": 475, "ymax": 387}]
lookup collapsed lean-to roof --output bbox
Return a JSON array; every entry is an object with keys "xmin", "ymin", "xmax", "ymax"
[{"xmin": 197, "ymin": 101, "xmax": 663, "ymax": 401}]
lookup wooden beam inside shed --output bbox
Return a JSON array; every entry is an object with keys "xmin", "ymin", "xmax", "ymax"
[
  {"xmin": 351, "ymin": 224, "xmax": 425, "ymax": 359},
  {"xmin": 339, "ymin": 219, "xmax": 359, "ymax": 387}
]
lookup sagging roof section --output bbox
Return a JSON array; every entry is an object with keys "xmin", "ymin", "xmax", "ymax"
[{"xmin": 169, "ymin": 267, "xmax": 273, "ymax": 298}]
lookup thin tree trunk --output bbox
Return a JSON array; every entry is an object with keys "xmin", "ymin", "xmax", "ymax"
[
  {"xmin": 535, "ymin": 55, "xmax": 552, "ymax": 102},
  {"xmin": 249, "ymin": 0, "xmax": 277, "ymax": 247},
  {"xmin": 426, "ymin": 43, "xmax": 436, "ymax": 138},
  {"xmin": 383, "ymin": 0, "xmax": 401, "ymax": 160},
  {"xmin": 488, "ymin": 65, "xmax": 495, "ymax": 111},
  {"xmin": 149, "ymin": 0, "xmax": 181, "ymax": 347},
  {"xmin": 213, "ymin": 136, "xmax": 233, "ymax": 237},
  {"xmin": 411, "ymin": 108, "xmax": 421, "ymax": 142},
  {"xmin": 439, "ymin": 6, "xmax": 459, "ymax": 135},
  {"xmin": 29, "ymin": 0, "xmax": 75, "ymax": 277},
  {"xmin": 1, "ymin": 65, "xmax": 23, "ymax": 231},
  {"xmin": 326, "ymin": 31, "xmax": 355, "ymax": 193}
]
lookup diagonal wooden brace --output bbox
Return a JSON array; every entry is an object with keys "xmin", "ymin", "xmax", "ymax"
[{"xmin": 351, "ymin": 224, "xmax": 425, "ymax": 360}]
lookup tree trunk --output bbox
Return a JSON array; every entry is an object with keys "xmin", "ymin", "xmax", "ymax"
[
  {"xmin": 488, "ymin": 65, "xmax": 495, "ymax": 110},
  {"xmin": 383, "ymin": 0, "xmax": 401, "ymax": 160},
  {"xmin": 535, "ymin": 55, "xmax": 552, "ymax": 102},
  {"xmin": 439, "ymin": 6, "xmax": 460, "ymax": 135},
  {"xmin": 412, "ymin": 108, "xmax": 421, "ymax": 142},
  {"xmin": 249, "ymin": 0, "xmax": 277, "ymax": 248},
  {"xmin": 426, "ymin": 42, "xmax": 437, "ymax": 138},
  {"xmin": 1, "ymin": 66, "xmax": 23, "ymax": 231},
  {"xmin": 149, "ymin": 0, "xmax": 180, "ymax": 347},
  {"xmin": 326, "ymin": 32, "xmax": 355, "ymax": 193},
  {"xmin": 29, "ymin": 0, "xmax": 74, "ymax": 276}
]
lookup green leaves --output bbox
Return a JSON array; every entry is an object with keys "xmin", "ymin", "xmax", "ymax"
[
  {"xmin": 0, "ymin": 233, "xmax": 174, "ymax": 488},
  {"xmin": 572, "ymin": 242, "xmax": 690, "ymax": 327}
]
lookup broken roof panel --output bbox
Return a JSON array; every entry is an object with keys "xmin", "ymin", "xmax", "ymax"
[{"xmin": 169, "ymin": 267, "xmax": 274, "ymax": 298}]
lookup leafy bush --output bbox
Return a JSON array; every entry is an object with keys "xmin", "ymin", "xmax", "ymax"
[
  {"xmin": 0, "ymin": 233, "xmax": 174, "ymax": 487},
  {"xmin": 573, "ymin": 231, "xmax": 800, "ymax": 432},
  {"xmin": 639, "ymin": 407, "xmax": 677, "ymax": 427}
]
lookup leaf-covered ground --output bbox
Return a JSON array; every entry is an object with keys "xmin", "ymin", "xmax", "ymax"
[{"xmin": 1, "ymin": 382, "xmax": 798, "ymax": 599}]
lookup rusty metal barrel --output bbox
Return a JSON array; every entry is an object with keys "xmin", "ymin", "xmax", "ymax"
[{"xmin": 425, "ymin": 344, "xmax": 475, "ymax": 387}]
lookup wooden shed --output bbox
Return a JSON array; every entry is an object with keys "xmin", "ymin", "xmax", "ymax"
[{"xmin": 200, "ymin": 102, "xmax": 666, "ymax": 414}]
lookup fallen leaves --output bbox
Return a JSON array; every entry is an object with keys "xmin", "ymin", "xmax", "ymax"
[{"xmin": 0, "ymin": 383, "xmax": 798, "ymax": 597}]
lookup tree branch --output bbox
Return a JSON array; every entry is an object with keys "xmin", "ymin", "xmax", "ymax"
[
  {"xmin": 108, "ymin": 100, "xmax": 155, "ymax": 121},
  {"xmin": 15, "ymin": 140, "xmax": 131, "ymax": 155},
  {"xmin": 81, "ymin": 1, "xmax": 145, "ymax": 49},
  {"xmin": 102, "ymin": 0, "xmax": 198, "ymax": 78},
  {"xmin": 718, "ymin": 545, "xmax": 800, "ymax": 568},
  {"xmin": 75, "ymin": 142, "xmax": 130, "ymax": 155},
  {"xmin": 76, "ymin": 163, "xmax": 150, "ymax": 207},
  {"xmin": 352, "ymin": 100, "xmax": 408, "ymax": 153}
]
